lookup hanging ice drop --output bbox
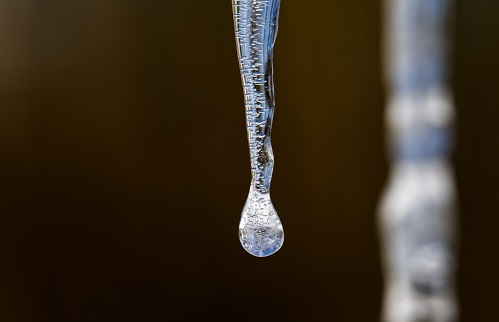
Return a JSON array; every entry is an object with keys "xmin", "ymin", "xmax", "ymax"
[{"xmin": 232, "ymin": 0, "xmax": 284, "ymax": 257}]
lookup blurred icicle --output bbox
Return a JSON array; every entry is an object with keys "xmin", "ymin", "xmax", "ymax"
[{"xmin": 380, "ymin": 0, "xmax": 458, "ymax": 321}]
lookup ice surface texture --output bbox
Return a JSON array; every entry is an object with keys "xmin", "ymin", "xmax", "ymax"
[{"xmin": 232, "ymin": 0, "xmax": 284, "ymax": 257}]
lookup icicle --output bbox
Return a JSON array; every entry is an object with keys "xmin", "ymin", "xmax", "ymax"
[
  {"xmin": 380, "ymin": 0, "xmax": 458, "ymax": 321},
  {"xmin": 232, "ymin": 0, "xmax": 284, "ymax": 257}
]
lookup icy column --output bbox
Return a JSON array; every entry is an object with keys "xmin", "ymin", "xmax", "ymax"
[
  {"xmin": 380, "ymin": 0, "xmax": 458, "ymax": 321},
  {"xmin": 232, "ymin": 0, "xmax": 284, "ymax": 257}
]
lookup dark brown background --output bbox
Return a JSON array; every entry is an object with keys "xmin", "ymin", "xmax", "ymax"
[{"xmin": 0, "ymin": 0, "xmax": 498, "ymax": 321}]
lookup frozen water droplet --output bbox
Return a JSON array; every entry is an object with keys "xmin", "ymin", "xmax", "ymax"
[{"xmin": 239, "ymin": 190, "xmax": 284, "ymax": 257}]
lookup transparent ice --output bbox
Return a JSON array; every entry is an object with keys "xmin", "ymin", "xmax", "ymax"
[{"xmin": 231, "ymin": 0, "xmax": 284, "ymax": 257}]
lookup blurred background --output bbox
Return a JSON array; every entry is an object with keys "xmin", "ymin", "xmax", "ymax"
[{"xmin": 0, "ymin": 0, "xmax": 498, "ymax": 321}]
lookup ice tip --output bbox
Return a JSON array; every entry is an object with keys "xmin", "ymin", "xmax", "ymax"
[{"xmin": 238, "ymin": 224, "xmax": 284, "ymax": 257}]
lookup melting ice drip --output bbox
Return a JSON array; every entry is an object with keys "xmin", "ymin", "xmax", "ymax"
[
  {"xmin": 380, "ymin": 0, "xmax": 458, "ymax": 321},
  {"xmin": 231, "ymin": 0, "xmax": 284, "ymax": 257}
]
